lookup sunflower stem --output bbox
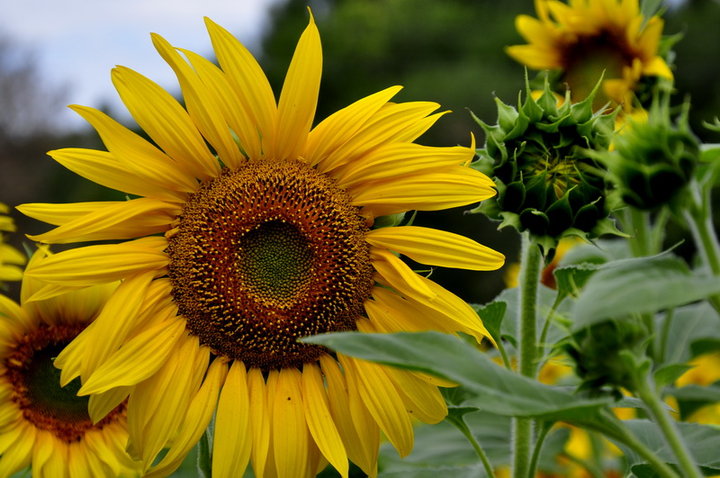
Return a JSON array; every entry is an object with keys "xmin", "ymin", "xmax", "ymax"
[
  {"xmin": 526, "ymin": 421, "xmax": 552, "ymax": 478},
  {"xmin": 683, "ymin": 180, "xmax": 720, "ymax": 313},
  {"xmin": 596, "ymin": 409, "xmax": 680, "ymax": 478},
  {"xmin": 635, "ymin": 375, "xmax": 703, "ymax": 478},
  {"xmin": 447, "ymin": 414, "xmax": 496, "ymax": 478},
  {"xmin": 196, "ymin": 427, "xmax": 212, "ymax": 477},
  {"xmin": 513, "ymin": 232, "xmax": 542, "ymax": 478}
]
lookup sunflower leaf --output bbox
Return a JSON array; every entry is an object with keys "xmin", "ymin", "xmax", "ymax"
[
  {"xmin": 304, "ymin": 331, "xmax": 610, "ymax": 419},
  {"xmin": 572, "ymin": 253, "xmax": 720, "ymax": 330},
  {"xmin": 613, "ymin": 420, "xmax": 720, "ymax": 473}
]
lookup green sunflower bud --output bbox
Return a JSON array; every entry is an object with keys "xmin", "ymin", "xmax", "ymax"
[
  {"xmin": 473, "ymin": 78, "xmax": 616, "ymax": 245},
  {"xmin": 598, "ymin": 96, "xmax": 700, "ymax": 210},
  {"xmin": 564, "ymin": 319, "xmax": 648, "ymax": 399}
]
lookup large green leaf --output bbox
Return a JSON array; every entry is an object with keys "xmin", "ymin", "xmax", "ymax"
[
  {"xmin": 378, "ymin": 412, "xmax": 511, "ymax": 477},
  {"xmin": 614, "ymin": 420, "xmax": 720, "ymax": 475},
  {"xmin": 305, "ymin": 331, "xmax": 609, "ymax": 419},
  {"xmin": 661, "ymin": 302, "xmax": 720, "ymax": 364},
  {"xmin": 572, "ymin": 253, "xmax": 720, "ymax": 329}
]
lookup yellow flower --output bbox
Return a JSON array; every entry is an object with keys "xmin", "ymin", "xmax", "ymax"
[
  {"xmin": 0, "ymin": 249, "xmax": 139, "ymax": 477},
  {"xmin": 19, "ymin": 14, "xmax": 505, "ymax": 478},
  {"xmin": 0, "ymin": 203, "xmax": 25, "ymax": 283},
  {"xmin": 507, "ymin": 0, "xmax": 673, "ymax": 108}
]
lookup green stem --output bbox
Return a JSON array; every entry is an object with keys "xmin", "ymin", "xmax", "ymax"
[
  {"xmin": 447, "ymin": 415, "xmax": 496, "ymax": 478},
  {"xmin": 513, "ymin": 233, "xmax": 542, "ymax": 478},
  {"xmin": 657, "ymin": 308, "xmax": 675, "ymax": 364},
  {"xmin": 636, "ymin": 376, "xmax": 703, "ymax": 478},
  {"xmin": 683, "ymin": 181, "xmax": 720, "ymax": 312},
  {"xmin": 625, "ymin": 208, "xmax": 654, "ymax": 257},
  {"xmin": 526, "ymin": 421, "xmax": 552, "ymax": 478},
  {"xmin": 559, "ymin": 452, "xmax": 605, "ymax": 478},
  {"xmin": 596, "ymin": 410, "xmax": 680, "ymax": 478}
]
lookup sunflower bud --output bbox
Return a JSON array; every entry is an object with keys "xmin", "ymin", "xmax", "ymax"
[
  {"xmin": 473, "ymin": 80, "xmax": 616, "ymax": 244},
  {"xmin": 597, "ymin": 98, "xmax": 699, "ymax": 210},
  {"xmin": 565, "ymin": 319, "xmax": 648, "ymax": 398}
]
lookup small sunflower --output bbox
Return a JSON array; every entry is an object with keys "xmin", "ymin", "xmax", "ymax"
[
  {"xmin": 0, "ymin": 249, "xmax": 139, "ymax": 477},
  {"xmin": 0, "ymin": 203, "xmax": 25, "ymax": 283},
  {"xmin": 507, "ymin": 0, "xmax": 673, "ymax": 108},
  {"xmin": 19, "ymin": 14, "xmax": 504, "ymax": 478}
]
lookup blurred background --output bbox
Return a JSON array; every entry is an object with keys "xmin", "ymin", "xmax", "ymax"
[{"xmin": 1, "ymin": 0, "xmax": 719, "ymax": 304}]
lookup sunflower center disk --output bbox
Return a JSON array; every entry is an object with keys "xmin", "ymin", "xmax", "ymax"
[
  {"xmin": 3, "ymin": 324, "xmax": 125, "ymax": 443},
  {"xmin": 168, "ymin": 160, "xmax": 375, "ymax": 370},
  {"xmin": 236, "ymin": 221, "xmax": 314, "ymax": 304}
]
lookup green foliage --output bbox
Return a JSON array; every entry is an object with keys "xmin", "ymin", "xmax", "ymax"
[
  {"xmin": 305, "ymin": 331, "xmax": 611, "ymax": 419},
  {"xmin": 572, "ymin": 253, "xmax": 720, "ymax": 329}
]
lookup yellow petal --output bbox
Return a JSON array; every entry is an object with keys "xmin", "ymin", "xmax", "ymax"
[
  {"xmin": 516, "ymin": 14, "xmax": 556, "ymax": 45},
  {"xmin": 70, "ymin": 105, "xmax": 199, "ymax": 194},
  {"xmin": 145, "ymin": 359, "xmax": 227, "ymax": 478},
  {"xmin": 67, "ymin": 443, "xmax": 92, "ymax": 478},
  {"xmin": 506, "ymin": 45, "xmax": 562, "ymax": 69},
  {"xmin": 273, "ymin": 367, "xmax": 309, "ymax": 478},
  {"xmin": 351, "ymin": 167, "xmax": 497, "ymax": 217},
  {"xmin": 316, "ymin": 101, "xmax": 441, "ymax": 174},
  {"xmin": 112, "ymin": 66, "xmax": 219, "ymax": 180},
  {"xmin": 334, "ymin": 142, "xmax": 473, "ymax": 188},
  {"xmin": 152, "ymin": 33, "xmax": 245, "ymax": 169},
  {"xmin": 367, "ymin": 226, "xmax": 505, "ymax": 271},
  {"xmin": 126, "ymin": 334, "xmax": 203, "ymax": 466},
  {"xmin": 26, "ymin": 198, "xmax": 178, "ymax": 244},
  {"xmin": 212, "ymin": 361, "xmax": 252, "ymax": 478},
  {"xmin": 340, "ymin": 353, "xmax": 414, "ymax": 457},
  {"xmin": 321, "ymin": 355, "xmax": 379, "ymax": 478},
  {"xmin": 205, "ymin": 18, "xmax": 277, "ymax": 156},
  {"xmin": 0, "ymin": 421, "xmax": 34, "ymax": 475},
  {"xmin": 301, "ymin": 363, "xmax": 348, "ymax": 478},
  {"xmin": 88, "ymin": 387, "xmax": 132, "ymax": 424},
  {"xmin": 305, "ymin": 86, "xmax": 403, "ymax": 167},
  {"xmin": 642, "ymin": 56, "xmax": 673, "ymax": 80},
  {"xmin": 274, "ymin": 12, "xmax": 322, "ymax": 161},
  {"xmin": 248, "ymin": 367, "xmax": 271, "ymax": 478},
  {"xmin": 23, "ymin": 237, "xmax": 167, "ymax": 290},
  {"xmin": 56, "ymin": 272, "xmax": 154, "ymax": 384},
  {"xmin": 18, "ymin": 201, "xmax": 126, "ymax": 227},
  {"xmin": 370, "ymin": 248, "xmax": 435, "ymax": 300},
  {"xmin": 48, "ymin": 148, "xmax": 177, "ymax": 199},
  {"xmin": 79, "ymin": 318, "xmax": 185, "ymax": 394},
  {"xmin": 181, "ymin": 48, "xmax": 261, "ymax": 160}
]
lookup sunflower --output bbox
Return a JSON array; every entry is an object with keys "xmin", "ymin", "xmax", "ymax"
[
  {"xmin": 19, "ymin": 13, "xmax": 504, "ymax": 478},
  {"xmin": 0, "ymin": 203, "xmax": 25, "ymax": 283},
  {"xmin": 0, "ymin": 248, "xmax": 139, "ymax": 477},
  {"xmin": 507, "ymin": 0, "xmax": 673, "ymax": 108}
]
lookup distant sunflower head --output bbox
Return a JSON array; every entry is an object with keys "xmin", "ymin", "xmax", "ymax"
[
  {"xmin": 0, "ymin": 249, "xmax": 138, "ymax": 477},
  {"xmin": 0, "ymin": 203, "xmax": 25, "ymax": 284},
  {"xmin": 507, "ymin": 0, "xmax": 673, "ymax": 109},
  {"xmin": 19, "ymin": 13, "xmax": 504, "ymax": 478}
]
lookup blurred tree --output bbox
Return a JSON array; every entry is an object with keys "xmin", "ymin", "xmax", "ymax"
[{"xmin": 664, "ymin": 0, "xmax": 720, "ymax": 142}]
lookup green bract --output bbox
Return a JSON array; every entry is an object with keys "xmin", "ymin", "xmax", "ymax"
[
  {"xmin": 565, "ymin": 319, "xmax": 648, "ymax": 399},
  {"xmin": 598, "ymin": 98, "xmax": 700, "ymax": 210},
  {"xmin": 472, "ymin": 80, "xmax": 617, "ymax": 247}
]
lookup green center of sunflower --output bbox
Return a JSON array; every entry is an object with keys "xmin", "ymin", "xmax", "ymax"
[
  {"xmin": 3, "ymin": 323, "xmax": 126, "ymax": 443},
  {"xmin": 236, "ymin": 220, "xmax": 314, "ymax": 304},
  {"xmin": 167, "ymin": 160, "xmax": 375, "ymax": 371}
]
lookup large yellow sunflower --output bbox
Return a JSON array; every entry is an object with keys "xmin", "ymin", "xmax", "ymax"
[
  {"xmin": 0, "ymin": 249, "xmax": 139, "ymax": 477},
  {"xmin": 0, "ymin": 203, "xmax": 25, "ymax": 283},
  {"xmin": 19, "ymin": 14, "xmax": 504, "ymax": 478},
  {"xmin": 507, "ymin": 0, "xmax": 673, "ymax": 108}
]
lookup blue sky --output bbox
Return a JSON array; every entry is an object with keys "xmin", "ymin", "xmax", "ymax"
[{"xmin": 2, "ymin": 0, "xmax": 285, "ymax": 130}]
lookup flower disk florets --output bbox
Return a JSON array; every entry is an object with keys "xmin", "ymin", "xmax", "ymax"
[{"xmin": 474, "ymin": 82, "xmax": 616, "ymax": 242}]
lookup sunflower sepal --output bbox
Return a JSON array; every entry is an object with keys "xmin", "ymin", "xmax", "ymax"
[{"xmin": 473, "ymin": 77, "xmax": 616, "ymax": 241}]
